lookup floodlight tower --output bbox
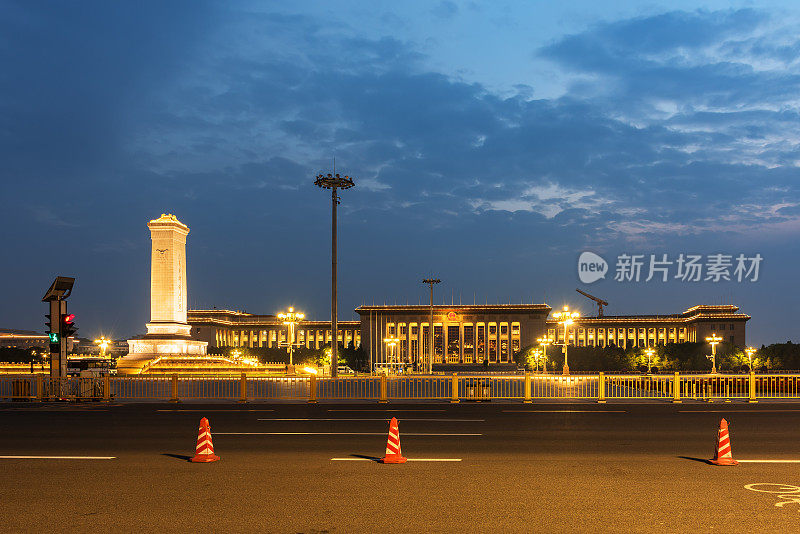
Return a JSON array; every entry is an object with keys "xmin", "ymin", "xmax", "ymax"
[
  {"xmin": 422, "ymin": 278, "xmax": 441, "ymax": 374},
  {"xmin": 315, "ymin": 169, "xmax": 355, "ymax": 378}
]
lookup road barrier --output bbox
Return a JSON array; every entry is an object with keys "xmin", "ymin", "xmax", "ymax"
[{"xmin": 1, "ymin": 372, "xmax": 799, "ymax": 403}]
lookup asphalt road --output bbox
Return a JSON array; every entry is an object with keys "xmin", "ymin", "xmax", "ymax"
[{"xmin": 0, "ymin": 401, "xmax": 799, "ymax": 533}]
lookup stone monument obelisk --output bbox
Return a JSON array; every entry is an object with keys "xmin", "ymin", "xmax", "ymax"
[{"xmin": 118, "ymin": 214, "xmax": 207, "ymax": 374}]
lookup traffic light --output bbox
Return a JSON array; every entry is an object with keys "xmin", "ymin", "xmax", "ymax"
[
  {"xmin": 62, "ymin": 313, "xmax": 77, "ymax": 338},
  {"xmin": 45, "ymin": 300, "xmax": 61, "ymax": 353}
]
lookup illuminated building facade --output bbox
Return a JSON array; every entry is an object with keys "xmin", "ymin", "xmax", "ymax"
[
  {"xmin": 188, "ymin": 309, "xmax": 361, "ymax": 351},
  {"xmin": 357, "ymin": 304, "xmax": 749, "ymax": 367}
]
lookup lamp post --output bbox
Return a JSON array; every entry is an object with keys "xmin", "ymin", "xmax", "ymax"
[
  {"xmin": 422, "ymin": 278, "xmax": 441, "ymax": 374},
  {"xmin": 315, "ymin": 170, "xmax": 355, "ymax": 378},
  {"xmin": 536, "ymin": 335, "xmax": 553, "ymax": 373},
  {"xmin": 383, "ymin": 335, "xmax": 400, "ymax": 372},
  {"xmin": 744, "ymin": 346, "xmax": 756, "ymax": 372},
  {"xmin": 94, "ymin": 336, "xmax": 110, "ymax": 357},
  {"xmin": 552, "ymin": 306, "xmax": 579, "ymax": 375},
  {"xmin": 531, "ymin": 348, "xmax": 544, "ymax": 372},
  {"xmin": 644, "ymin": 347, "xmax": 655, "ymax": 375},
  {"xmin": 277, "ymin": 307, "xmax": 305, "ymax": 366},
  {"xmin": 706, "ymin": 333, "xmax": 722, "ymax": 374}
]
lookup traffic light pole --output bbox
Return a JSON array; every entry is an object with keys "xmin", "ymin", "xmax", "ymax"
[{"xmin": 42, "ymin": 276, "xmax": 75, "ymax": 380}]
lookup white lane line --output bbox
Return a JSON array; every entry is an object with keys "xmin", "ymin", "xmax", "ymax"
[
  {"xmin": 327, "ymin": 408, "xmax": 445, "ymax": 413},
  {"xmin": 0, "ymin": 456, "xmax": 115, "ymax": 460},
  {"xmin": 331, "ymin": 458, "xmax": 461, "ymax": 462},
  {"xmin": 738, "ymin": 460, "xmax": 800, "ymax": 463},
  {"xmin": 156, "ymin": 409, "xmax": 275, "ymax": 413},
  {"xmin": 216, "ymin": 432, "xmax": 481, "ymax": 436},
  {"xmin": 503, "ymin": 410, "xmax": 626, "ymax": 413},
  {"xmin": 679, "ymin": 410, "xmax": 800, "ymax": 413},
  {"xmin": 257, "ymin": 418, "xmax": 485, "ymax": 422}
]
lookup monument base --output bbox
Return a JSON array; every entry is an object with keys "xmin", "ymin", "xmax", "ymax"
[{"xmin": 118, "ymin": 337, "xmax": 208, "ymax": 375}]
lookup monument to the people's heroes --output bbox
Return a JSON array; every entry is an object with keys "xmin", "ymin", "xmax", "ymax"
[{"xmin": 117, "ymin": 214, "xmax": 207, "ymax": 374}]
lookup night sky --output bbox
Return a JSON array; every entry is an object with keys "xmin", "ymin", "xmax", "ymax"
[{"xmin": 2, "ymin": 1, "xmax": 799, "ymax": 346}]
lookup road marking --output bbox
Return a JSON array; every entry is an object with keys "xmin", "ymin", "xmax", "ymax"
[
  {"xmin": 327, "ymin": 408, "xmax": 445, "ymax": 413},
  {"xmin": 156, "ymin": 408, "xmax": 275, "ymax": 413},
  {"xmin": 679, "ymin": 410, "xmax": 800, "ymax": 413},
  {"xmin": 745, "ymin": 483, "xmax": 800, "ymax": 493},
  {"xmin": 257, "ymin": 418, "xmax": 485, "ymax": 422},
  {"xmin": 0, "ymin": 456, "xmax": 115, "ymax": 460},
  {"xmin": 216, "ymin": 432, "xmax": 481, "ymax": 436},
  {"xmin": 738, "ymin": 460, "xmax": 800, "ymax": 463},
  {"xmin": 503, "ymin": 410, "xmax": 626, "ymax": 413},
  {"xmin": 331, "ymin": 458, "xmax": 461, "ymax": 462}
]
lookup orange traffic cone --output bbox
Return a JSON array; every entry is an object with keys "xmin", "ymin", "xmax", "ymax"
[
  {"xmin": 380, "ymin": 417, "xmax": 407, "ymax": 464},
  {"xmin": 708, "ymin": 418, "xmax": 738, "ymax": 466},
  {"xmin": 190, "ymin": 417, "xmax": 220, "ymax": 463}
]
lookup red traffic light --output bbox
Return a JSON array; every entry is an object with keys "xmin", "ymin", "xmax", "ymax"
[{"xmin": 63, "ymin": 314, "xmax": 75, "ymax": 324}]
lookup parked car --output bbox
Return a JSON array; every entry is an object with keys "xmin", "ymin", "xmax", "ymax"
[{"xmin": 337, "ymin": 365, "xmax": 355, "ymax": 375}]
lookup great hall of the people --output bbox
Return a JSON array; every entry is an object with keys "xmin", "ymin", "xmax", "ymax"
[{"xmin": 188, "ymin": 303, "xmax": 750, "ymax": 367}]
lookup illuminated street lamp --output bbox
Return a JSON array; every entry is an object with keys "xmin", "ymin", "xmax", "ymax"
[
  {"xmin": 94, "ymin": 336, "xmax": 110, "ymax": 357},
  {"xmin": 383, "ymin": 335, "xmax": 400, "ymax": 368},
  {"xmin": 644, "ymin": 347, "xmax": 655, "ymax": 375},
  {"xmin": 315, "ymin": 169, "xmax": 356, "ymax": 378},
  {"xmin": 531, "ymin": 348, "xmax": 545, "ymax": 372},
  {"xmin": 552, "ymin": 306, "xmax": 579, "ymax": 375},
  {"xmin": 278, "ymin": 307, "xmax": 305, "ymax": 366},
  {"xmin": 536, "ymin": 335, "xmax": 554, "ymax": 373},
  {"xmin": 744, "ymin": 346, "xmax": 757, "ymax": 372},
  {"xmin": 706, "ymin": 333, "xmax": 723, "ymax": 374}
]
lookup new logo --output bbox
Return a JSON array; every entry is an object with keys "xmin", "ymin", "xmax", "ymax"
[{"xmin": 578, "ymin": 252, "xmax": 608, "ymax": 284}]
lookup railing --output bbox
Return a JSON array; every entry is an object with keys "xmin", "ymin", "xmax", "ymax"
[{"xmin": 0, "ymin": 372, "xmax": 798, "ymax": 403}]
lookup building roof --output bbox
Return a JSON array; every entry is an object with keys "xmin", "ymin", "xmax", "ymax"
[{"xmin": 355, "ymin": 303, "xmax": 552, "ymax": 314}]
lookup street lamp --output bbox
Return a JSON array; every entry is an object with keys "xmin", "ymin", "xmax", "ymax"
[
  {"xmin": 644, "ymin": 347, "xmax": 655, "ymax": 375},
  {"xmin": 383, "ymin": 335, "xmax": 400, "ymax": 371},
  {"xmin": 706, "ymin": 333, "xmax": 723, "ymax": 374},
  {"xmin": 315, "ymin": 169, "xmax": 355, "ymax": 378},
  {"xmin": 744, "ymin": 346, "xmax": 757, "ymax": 372},
  {"xmin": 421, "ymin": 278, "xmax": 441, "ymax": 374},
  {"xmin": 536, "ymin": 335, "xmax": 554, "ymax": 373},
  {"xmin": 94, "ymin": 336, "xmax": 110, "ymax": 357},
  {"xmin": 277, "ymin": 306, "xmax": 305, "ymax": 366},
  {"xmin": 531, "ymin": 348, "xmax": 544, "ymax": 372},
  {"xmin": 552, "ymin": 306, "xmax": 579, "ymax": 375}
]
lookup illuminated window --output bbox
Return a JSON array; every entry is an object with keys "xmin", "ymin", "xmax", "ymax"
[
  {"xmin": 489, "ymin": 323, "xmax": 497, "ymax": 336},
  {"xmin": 410, "ymin": 324, "xmax": 418, "ymax": 336},
  {"xmin": 476, "ymin": 324, "xmax": 485, "ymax": 362},
  {"xmin": 500, "ymin": 323, "xmax": 508, "ymax": 336},
  {"xmin": 447, "ymin": 325, "xmax": 460, "ymax": 363},
  {"xmin": 399, "ymin": 323, "xmax": 407, "ymax": 335},
  {"xmin": 434, "ymin": 325, "xmax": 443, "ymax": 363},
  {"xmin": 463, "ymin": 324, "xmax": 474, "ymax": 364}
]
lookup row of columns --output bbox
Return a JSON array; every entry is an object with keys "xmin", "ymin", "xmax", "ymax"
[{"xmin": 216, "ymin": 327, "xmax": 360, "ymax": 350}]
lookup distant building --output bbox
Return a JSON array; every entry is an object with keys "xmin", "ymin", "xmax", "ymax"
[
  {"xmin": 188, "ymin": 309, "xmax": 361, "ymax": 351},
  {"xmin": 0, "ymin": 329, "xmax": 76, "ymax": 352},
  {"xmin": 355, "ymin": 303, "xmax": 749, "ymax": 368}
]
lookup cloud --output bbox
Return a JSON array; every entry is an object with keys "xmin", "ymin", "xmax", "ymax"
[{"xmin": 431, "ymin": 1, "xmax": 459, "ymax": 20}]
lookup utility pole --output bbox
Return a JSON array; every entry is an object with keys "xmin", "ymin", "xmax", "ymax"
[
  {"xmin": 422, "ymin": 278, "xmax": 440, "ymax": 374},
  {"xmin": 315, "ymin": 170, "xmax": 355, "ymax": 378}
]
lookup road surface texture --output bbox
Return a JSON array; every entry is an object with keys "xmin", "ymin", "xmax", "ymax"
[{"xmin": 0, "ymin": 401, "xmax": 798, "ymax": 533}]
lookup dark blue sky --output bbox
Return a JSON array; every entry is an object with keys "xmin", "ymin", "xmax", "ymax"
[{"xmin": 2, "ymin": 2, "xmax": 799, "ymax": 345}]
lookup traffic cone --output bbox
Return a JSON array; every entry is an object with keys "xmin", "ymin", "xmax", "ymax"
[
  {"xmin": 190, "ymin": 417, "xmax": 220, "ymax": 463},
  {"xmin": 380, "ymin": 417, "xmax": 407, "ymax": 464},
  {"xmin": 708, "ymin": 418, "xmax": 738, "ymax": 466}
]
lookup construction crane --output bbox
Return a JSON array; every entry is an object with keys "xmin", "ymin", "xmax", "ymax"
[{"xmin": 576, "ymin": 289, "xmax": 608, "ymax": 317}]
